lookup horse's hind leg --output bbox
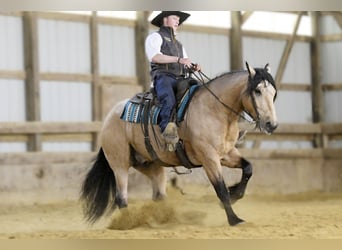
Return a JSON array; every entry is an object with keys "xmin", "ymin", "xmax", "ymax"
[
  {"xmin": 104, "ymin": 152, "xmax": 130, "ymax": 208},
  {"xmin": 134, "ymin": 162, "xmax": 167, "ymax": 201}
]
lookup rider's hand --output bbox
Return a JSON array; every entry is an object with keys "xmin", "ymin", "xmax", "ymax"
[
  {"xmin": 178, "ymin": 57, "xmax": 192, "ymax": 68},
  {"xmin": 191, "ymin": 63, "xmax": 201, "ymax": 72}
]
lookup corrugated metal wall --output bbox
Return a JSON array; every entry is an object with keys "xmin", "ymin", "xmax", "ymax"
[
  {"xmin": 0, "ymin": 15, "xmax": 26, "ymax": 152},
  {"xmin": 180, "ymin": 31, "xmax": 230, "ymax": 77},
  {"xmin": 0, "ymin": 12, "xmax": 341, "ymax": 152},
  {"xmin": 38, "ymin": 18, "xmax": 92, "ymax": 152},
  {"xmin": 98, "ymin": 24, "xmax": 136, "ymax": 76}
]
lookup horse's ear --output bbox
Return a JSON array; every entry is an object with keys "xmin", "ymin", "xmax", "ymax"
[
  {"xmin": 245, "ymin": 61, "xmax": 256, "ymax": 78},
  {"xmin": 264, "ymin": 63, "xmax": 271, "ymax": 74}
]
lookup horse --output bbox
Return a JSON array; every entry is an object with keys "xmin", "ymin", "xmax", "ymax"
[{"xmin": 80, "ymin": 62, "xmax": 278, "ymax": 226}]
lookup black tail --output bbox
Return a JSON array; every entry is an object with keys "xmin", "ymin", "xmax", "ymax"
[{"xmin": 80, "ymin": 147, "xmax": 116, "ymax": 223}]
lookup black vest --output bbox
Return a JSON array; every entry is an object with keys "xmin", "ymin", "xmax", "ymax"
[{"xmin": 150, "ymin": 26, "xmax": 186, "ymax": 79}]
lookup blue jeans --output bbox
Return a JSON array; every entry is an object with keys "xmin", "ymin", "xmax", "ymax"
[{"xmin": 154, "ymin": 74, "xmax": 178, "ymax": 132}]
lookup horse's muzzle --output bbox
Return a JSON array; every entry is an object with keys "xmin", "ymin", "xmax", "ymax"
[{"xmin": 264, "ymin": 121, "xmax": 278, "ymax": 134}]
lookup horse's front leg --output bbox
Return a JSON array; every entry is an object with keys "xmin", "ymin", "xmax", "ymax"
[
  {"xmin": 202, "ymin": 156, "xmax": 244, "ymax": 226},
  {"xmin": 221, "ymin": 147, "xmax": 253, "ymax": 204}
]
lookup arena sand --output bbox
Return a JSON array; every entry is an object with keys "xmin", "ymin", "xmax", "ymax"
[{"xmin": 0, "ymin": 184, "xmax": 341, "ymax": 239}]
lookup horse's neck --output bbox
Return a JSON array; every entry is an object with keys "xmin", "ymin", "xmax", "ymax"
[{"xmin": 204, "ymin": 73, "xmax": 247, "ymax": 117}]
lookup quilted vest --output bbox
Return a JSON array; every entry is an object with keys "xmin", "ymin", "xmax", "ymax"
[{"xmin": 150, "ymin": 26, "xmax": 185, "ymax": 79}]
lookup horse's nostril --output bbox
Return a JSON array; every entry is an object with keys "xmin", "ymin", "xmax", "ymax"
[{"xmin": 266, "ymin": 122, "xmax": 277, "ymax": 132}]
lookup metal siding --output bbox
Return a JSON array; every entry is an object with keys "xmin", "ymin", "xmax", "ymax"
[
  {"xmin": 282, "ymin": 41, "xmax": 311, "ymax": 84},
  {"xmin": 324, "ymin": 91, "xmax": 342, "ymax": 122},
  {"xmin": 321, "ymin": 39, "xmax": 342, "ymax": 123},
  {"xmin": 40, "ymin": 81, "xmax": 92, "ymax": 121},
  {"xmin": 98, "ymin": 24, "xmax": 136, "ymax": 76},
  {"xmin": 38, "ymin": 19, "xmax": 90, "ymax": 73},
  {"xmin": 42, "ymin": 142, "xmax": 91, "ymax": 152},
  {"xmin": 259, "ymin": 141, "xmax": 313, "ymax": 149},
  {"xmin": 243, "ymin": 37, "xmax": 286, "ymax": 73},
  {"xmin": 0, "ymin": 79, "xmax": 26, "ymax": 121},
  {"xmin": 275, "ymin": 91, "xmax": 313, "ymax": 123},
  {"xmin": 321, "ymin": 41, "xmax": 342, "ymax": 83},
  {"xmin": 0, "ymin": 15, "xmax": 24, "ymax": 70},
  {"xmin": 180, "ymin": 31, "xmax": 230, "ymax": 77},
  {"xmin": 0, "ymin": 142, "xmax": 27, "ymax": 152},
  {"xmin": 321, "ymin": 15, "xmax": 341, "ymax": 35}
]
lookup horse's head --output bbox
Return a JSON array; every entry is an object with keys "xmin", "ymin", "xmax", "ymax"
[{"xmin": 242, "ymin": 62, "xmax": 278, "ymax": 134}]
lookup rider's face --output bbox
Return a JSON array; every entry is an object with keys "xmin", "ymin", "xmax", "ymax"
[{"xmin": 163, "ymin": 15, "xmax": 180, "ymax": 32}]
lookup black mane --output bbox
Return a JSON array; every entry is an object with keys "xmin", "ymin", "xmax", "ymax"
[
  {"xmin": 248, "ymin": 67, "xmax": 277, "ymax": 92},
  {"xmin": 206, "ymin": 68, "xmax": 276, "ymax": 91}
]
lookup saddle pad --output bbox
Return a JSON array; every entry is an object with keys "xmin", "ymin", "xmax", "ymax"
[
  {"xmin": 120, "ymin": 102, "xmax": 161, "ymax": 124},
  {"xmin": 120, "ymin": 85, "xmax": 200, "ymax": 124},
  {"xmin": 177, "ymin": 85, "xmax": 199, "ymax": 122}
]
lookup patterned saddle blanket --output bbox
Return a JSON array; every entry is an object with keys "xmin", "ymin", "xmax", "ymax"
[{"xmin": 120, "ymin": 85, "xmax": 199, "ymax": 125}]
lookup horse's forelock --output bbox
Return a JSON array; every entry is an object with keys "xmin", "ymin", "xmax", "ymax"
[{"xmin": 247, "ymin": 68, "xmax": 277, "ymax": 96}]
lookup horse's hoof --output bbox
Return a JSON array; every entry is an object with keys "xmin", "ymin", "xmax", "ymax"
[{"xmin": 228, "ymin": 216, "xmax": 245, "ymax": 226}]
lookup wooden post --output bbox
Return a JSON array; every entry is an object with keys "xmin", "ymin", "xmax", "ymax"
[
  {"xmin": 310, "ymin": 11, "xmax": 324, "ymax": 148},
  {"xmin": 275, "ymin": 12, "xmax": 303, "ymax": 86},
  {"xmin": 230, "ymin": 11, "xmax": 243, "ymax": 71},
  {"xmin": 90, "ymin": 11, "xmax": 101, "ymax": 151},
  {"xmin": 23, "ymin": 12, "xmax": 41, "ymax": 151},
  {"xmin": 135, "ymin": 11, "xmax": 151, "ymax": 91}
]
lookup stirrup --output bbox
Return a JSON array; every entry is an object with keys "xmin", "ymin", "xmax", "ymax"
[{"xmin": 162, "ymin": 122, "xmax": 179, "ymax": 152}]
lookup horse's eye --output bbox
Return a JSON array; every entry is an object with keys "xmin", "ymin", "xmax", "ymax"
[{"xmin": 254, "ymin": 89, "xmax": 262, "ymax": 96}]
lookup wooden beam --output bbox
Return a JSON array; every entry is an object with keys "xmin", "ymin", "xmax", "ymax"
[
  {"xmin": 230, "ymin": 11, "xmax": 243, "ymax": 71},
  {"xmin": 322, "ymin": 83, "xmax": 342, "ymax": 91},
  {"xmin": 241, "ymin": 11, "xmax": 253, "ymax": 25},
  {"xmin": 100, "ymin": 75, "xmax": 138, "ymax": 85},
  {"xmin": 0, "ymin": 152, "xmax": 95, "ymax": 165},
  {"xmin": 36, "ymin": 11, "xmax": 91, "ymax": 23},
  {"xmin": 310, "ymin": 12, "xmax": 324, "ymax": 147},
  {"xmin": 244, "ymin": 123, "xmax": 322, "ymax": 134},
  {"xmin": 329, "ymin": 11, "xmax": 342, "ymax": 31},
  {"xmin": 275, "ymin": 12, "xmax": 303, "ymax": 85},
  {"xmin": 40, "ymin": 72, "xmax": 92, "ymax": 82},
  {"xmin": 0, "ymin": 121, "xmax": 102, "ymax": 134},
  {"xmin": 97, "ymin": 16, "xmax": 136, "ymax": 27},
  {"xmin": 320, "ymin": 33, "xmax": 342, "ymax": 42},
  {"xmin": 1, "ymin": 149, "xmax": 341, "ymax": 166},
  {"xmin": 135, "ymin": 11, "xmax": 151, "ymax": 91},
  {"xmin": 181, "ymin": 24, "xmax": 230, "ymax": 35},
  {"xmin": 279, "ymin": 83, "xmax": 311, "ymax": 91},
  {"xmin": 0, "ymin": 70, "xmax": 26, "ymax": 80},
  {"xmin": 321, "ymin": 123, "xmax": 342, "ymax": 135},
  {"xmin": 90, "ymin": 11, "xmax": 101, "ymax": 151},
  {"xmin": 23, "ymin": 12, "xmax": 41, "ymax": 152},
  {"xmin": 242, "ymin": 30, "xmax": 311, "ymax": 42}
]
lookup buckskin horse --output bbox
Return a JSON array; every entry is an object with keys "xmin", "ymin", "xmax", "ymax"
[{"xmin": 81, "ymin": 62, "xmax": 278, "ymax": 226}]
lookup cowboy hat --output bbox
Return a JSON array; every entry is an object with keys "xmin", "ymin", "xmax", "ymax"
[{"xmin": 151, "ymin": 11, "xmax": 190, "ymax": 27}]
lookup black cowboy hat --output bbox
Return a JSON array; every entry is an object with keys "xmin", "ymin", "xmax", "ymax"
[{"xmin": 151, "ymin": 11, "xmax": 190, "ymax": 27}]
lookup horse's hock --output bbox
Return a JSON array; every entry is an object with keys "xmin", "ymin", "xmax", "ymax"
[{"xmin": 0, "ymin": 149, "xmax": 341, "ymax": 203}]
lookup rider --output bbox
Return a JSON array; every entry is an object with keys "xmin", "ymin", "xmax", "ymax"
[{"xmin": 145, "ymin": 11, "xmax": 201, "ymax": 151}]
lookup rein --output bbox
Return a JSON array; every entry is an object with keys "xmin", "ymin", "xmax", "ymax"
[{"xmin": 190, "ymin": 69, "xmax": 256, "ymax": 125}]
